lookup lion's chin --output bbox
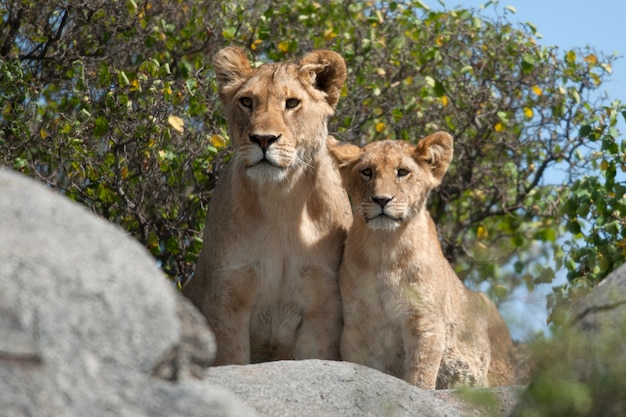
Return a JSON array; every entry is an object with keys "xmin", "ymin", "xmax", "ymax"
[
  {"xmin": 245, "ymin": 160, "xmax": 290, "ymax": 184},
  {"xmin": 366, "ymin": 214, "xmax": 402, "ymax": 231}
]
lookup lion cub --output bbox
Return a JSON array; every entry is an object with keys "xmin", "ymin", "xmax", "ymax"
[{"xmin": 329, "ymin": 133, "xmax": 515, "ymax": 389}]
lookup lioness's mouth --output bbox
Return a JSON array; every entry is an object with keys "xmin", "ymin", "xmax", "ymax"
[{"xmin": 248, "ymin": 158, "xmax": 280, "ymax": 169}]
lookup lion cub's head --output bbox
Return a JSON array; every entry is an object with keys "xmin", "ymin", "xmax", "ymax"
[
  {"xmin": 213, "ymin": 47, "xmax": 346, "ymax": 184},
  {"xmin": 329, "ymin": 133, "xmax": 453, "ymax": 230}
]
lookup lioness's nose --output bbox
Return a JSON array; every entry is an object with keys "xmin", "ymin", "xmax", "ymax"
[
  {"xmin": 250, "ymin": 134, "xmax": 280, "ymax": 152},
  {"xmin": 372, "ymin": 196, "xmax": 393, "ymax": 208}
]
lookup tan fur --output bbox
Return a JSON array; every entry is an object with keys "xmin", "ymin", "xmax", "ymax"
[
  {"xmin": 329, "ymin": 133, "xmax": 515, "ymax": 389},
  {"xmin": 183, "ymin": 47, "xmax": 352, "ymax": 365}
]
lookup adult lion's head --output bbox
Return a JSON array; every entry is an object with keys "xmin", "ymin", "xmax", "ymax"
[
  {"xmin": 213, "ymin": 47, "xmax": 347, "ymax": 184},
  {"xmin": 329, "ymin": 132, "xmax": 453, "ymax": 230}
]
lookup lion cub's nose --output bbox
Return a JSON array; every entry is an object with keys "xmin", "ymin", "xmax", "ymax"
[
  {"xmin": 372, "ymin": 196, "xmax": 393, "ymax": 208},
  {"xmin": 250, "ymin": 134, "xmax": 280, "ymax": 152}
]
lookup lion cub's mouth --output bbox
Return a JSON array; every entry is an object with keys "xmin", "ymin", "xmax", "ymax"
[{"xmin": 366, "ymin": 213, "xmax": 403, "ymax": 229}]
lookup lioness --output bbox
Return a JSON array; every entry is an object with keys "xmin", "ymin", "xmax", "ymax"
[
  {"xmin": 329, "ymin": 133, "xmax": 515, "ymax": 389},
  {"xmin": 182, "ymin": 47, "xmax": 352, "ymax": 365}
]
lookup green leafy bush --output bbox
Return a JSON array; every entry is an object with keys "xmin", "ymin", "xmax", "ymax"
[{"xmin": 1, "ymin": 0, "xmax": 623, "ymax": 303}]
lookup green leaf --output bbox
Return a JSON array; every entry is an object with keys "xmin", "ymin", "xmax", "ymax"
[
  {"xmin": 94, "ymin": 116, "xmax": 109, "ymax": 137},
  {"xmin": 578, "ymin": 124, "xmax": 592, "ymax": 138},
  {"xmin": 433, "ymin": 80, "xmax": 445, "ymax": 97},
  {"xmin": 13, "ymin": 158, "xmax": 28, "ymax": 169},
  {"xmin": 567, "ymin": 220, "xmax": 582, "ymax": 234}
]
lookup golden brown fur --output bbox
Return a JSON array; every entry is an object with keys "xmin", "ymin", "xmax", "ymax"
[
  {"xmin": 329, "ymin": 133, "xmax": 515, "ymax": 389},
  {"xmin": 183, "ymin": 47, "xmax": 351, "ymax": 365}
]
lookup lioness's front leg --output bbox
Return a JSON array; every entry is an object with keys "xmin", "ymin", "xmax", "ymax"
[
  {"xmin": 294, "ymin": 267, "xmax": 342, "ymax": 360},
  {"xmin": 205, "ymin": 268, "xmax": 259, "ymax": 365}
]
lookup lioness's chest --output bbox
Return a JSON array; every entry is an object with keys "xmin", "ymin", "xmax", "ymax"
[{"xmin": 226, "ymin": 211, "xmax": 340, "ymax": 299}]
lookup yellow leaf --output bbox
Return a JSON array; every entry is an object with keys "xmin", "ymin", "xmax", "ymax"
[
  {"xmin": 477, "ymin": 225, "xmax": 489, "ymax": 240},
  {"xmin": 210, "ymin": 134, "xmax": 227, "ymax": 148},
  {"xmin": 375, "ymin": 67, "xmax": 386, "ymax": 77},
  {"xmin": 590, "ymin": 72, "xmax": 601, "ymax": 86},
  {"xmin": 323, "ymin": 28, "xmax": 336, "ymax": 41},
  {"xmin": 375, "ymin": 122, "xmax": 385, "ymax": 133},
  {"xmin": 532, "ymin": 85, "xmax": 543, "ymax": 96},
  {"xmin": 600, "ymin": 159, "xmax": 609, "ymax": 171},
  {"xmin": 278, "ymin": 41, "xmax": 290, "ymax": 52},
  {"xmin": 523, "ymin": 107, "xmax": 533, "ymax": 118},
  {"xmin": 130, "ymin": 79, "xmax": 140, "ymax": 92},
  {"xmin": 584, "ymin": 54, "xmax": 597, "ymax": 65},
  {"xmin": 251, "ymin": 39, "xmax": 263, "ymax": 51},
  {"xmin": 167, "ymin": 115, "xmax": 185, "ymax": 133},
  {"xmin": 441, "ymin": 96, "xmax": 449, "ymax": 106},
  {"xmin": 494, "ymin": 122, "xmax": 504, "ymax": 132},
  {"xmin": 40, "ymin": 128, "xmax": 49, "ymax": 139},
  {"xmin": 566, "ymin": 50, "xmax": 577, "ymax": 63}
]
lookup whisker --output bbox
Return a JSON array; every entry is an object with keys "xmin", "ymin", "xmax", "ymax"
[{"xmin": 294, "ymin": 154, "xmax": 314, "ymax": 173}]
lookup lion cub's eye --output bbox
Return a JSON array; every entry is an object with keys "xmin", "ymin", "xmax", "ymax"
[
  {"xmin": 397, "ymin": 168, "xmax": 410, "ymax": 177},
  {"xmin": 239, "ymin": 97, "xmax": 253, "ymax": 108},
  {"xmin": 360, "ymin": 167, "xmax": 373, "ymax": 178},
  {"xmin": 285, "ymin": 98, "xmax": 300, "ymax": 109}
]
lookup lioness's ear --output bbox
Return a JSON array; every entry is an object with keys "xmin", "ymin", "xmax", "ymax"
[
  {"xmin": 300, "ymin": 50, "xmax": 347, "ymax": 108},
  {"xmin": 414, "ymin": 131, "xmax": 454, "ymax": 182},
  {"xmin": 327, "ymin": 137, "xmax": 362, "ymax": 178},
  {"xmin": 213, "ymin": 47, "xmax": 253, "ymax": 102}
]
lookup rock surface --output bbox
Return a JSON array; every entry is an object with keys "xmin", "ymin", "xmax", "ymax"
[
  {"xmin": 0, "ymin": 169, "xmax": 257, "ymax": 417},
  {"xmin": 207, "ymin": 359, "xmax": 479, "ymax": 417},
  {"xmin": 570, "ymin": 262, "xmax": 626, "ymax": 331}
]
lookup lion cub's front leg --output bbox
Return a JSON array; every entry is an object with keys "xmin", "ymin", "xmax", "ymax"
[{"xmin": 403, "ymin": 315, "xmax": 446, "ymax": 389}]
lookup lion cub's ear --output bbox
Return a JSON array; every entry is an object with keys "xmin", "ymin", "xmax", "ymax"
[
  {"xmin": 300, "ymin": 50, "xmax": 347, "ymax": 109},
  {"xmin": 327, "ymin": 138, "xmax": 362, "ymax": 178},
  {"xmin": 213, "ymin": 47, "xmax": 253, "ymax": 102},
  {"xmin": 413, "ymin": 131, "xmax": 454, "ymax": 183}
]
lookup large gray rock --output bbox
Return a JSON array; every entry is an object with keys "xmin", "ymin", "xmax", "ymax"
[
  {"xmin": 513, "ymin": 263, "xmax": 626, "ymax": 416},
  {"xmin": 0, "ymin": 169, "xmax": 257, "ymax": 417},
  {"xmin": 571, "ymin": 262, "xmax": 626, "ymax": 331},
  {"xmin": 206, "ymin": 359, "xmax": 464, "ymax": 417}
]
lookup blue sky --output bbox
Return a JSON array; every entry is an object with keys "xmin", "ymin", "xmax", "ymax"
[{"xmin": 425, "ymin": 0, "xmax": 626, "ymax": 339}]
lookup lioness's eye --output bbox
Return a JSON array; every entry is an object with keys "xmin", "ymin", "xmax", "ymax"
[
  {"xmin": 397, "ymin": 168, "xmax": 410, "ymax": 177},
  {"xmin": 360, "ymin": 167, "xmax": 373, "ymax": 178},
  {"xmin": 285, "ymin": 98, "xmax": 300, "ymax": 109},
  {"xmin": 240, "ymin": 97, "xmax": 253, "ymax": 108}
]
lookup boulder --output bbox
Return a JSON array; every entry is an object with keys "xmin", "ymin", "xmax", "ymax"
[
  {"xmin": 0, "ymin": 169, "xmax": 257, "ymax": 417},
  {"xmin": 513, "ymin": 262, "xmax": 626, "ymax": 416},
  {"xmin": 205, "ymin": 359, "xmax": 465, "ymax": 417}
]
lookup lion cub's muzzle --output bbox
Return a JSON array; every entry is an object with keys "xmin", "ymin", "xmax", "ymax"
[{"xmin": 365, "ymin": 195, "xmax": 404, "ymax": 228}]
